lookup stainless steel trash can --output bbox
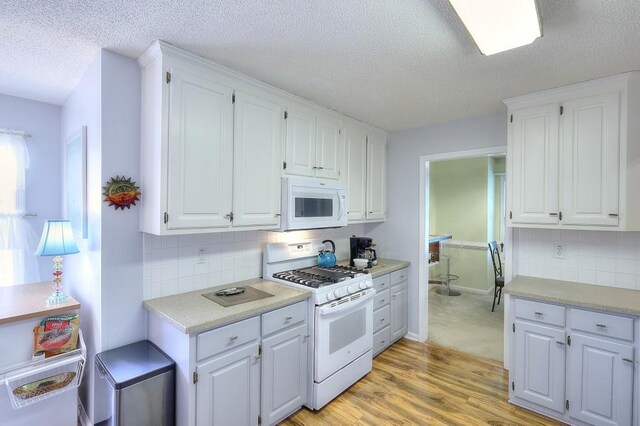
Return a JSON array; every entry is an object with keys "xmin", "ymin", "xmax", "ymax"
[{"xmin": 96, "ymin": 340, "xmax": 175, "ymax": 426}]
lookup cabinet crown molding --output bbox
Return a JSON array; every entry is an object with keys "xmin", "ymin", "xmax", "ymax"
[{"xmin": 503, "ymin": 71, "xmax": 640, "ymax": 109}]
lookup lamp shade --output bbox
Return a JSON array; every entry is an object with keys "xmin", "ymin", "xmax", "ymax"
[{"xmin": 35, "ymin": 220, "xmax": 80, "ymax": 256}]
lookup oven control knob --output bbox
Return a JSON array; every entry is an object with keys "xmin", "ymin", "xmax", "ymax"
[
  {"xmin": 336, "ymin": 289, "xmax": 345, "ymax": 298},
  {"xmin": 326, "ymin": 291, "xmax": 336, "ymax": 301},
  {"xmin": 347, "ymin": 285, "xmax": 355, "ymax": 293},
  {"xmin": 358, "ymin": 282, "xmax": 367, "ymax": 290},
  {"xmin": 366, "ymin": 280, "xmax": 373, "ymax": 288}
]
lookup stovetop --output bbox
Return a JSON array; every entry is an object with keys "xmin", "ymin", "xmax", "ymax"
[{"xmin": 271, "ymin": 265, "xmax": 368, "ymax": 289}]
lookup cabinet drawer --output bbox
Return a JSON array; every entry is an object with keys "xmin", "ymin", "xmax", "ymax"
[
  {"xmin": 262, "ymin": 301, "xmax": 307, "ymax": 336},
  {"xmin": 570, "ymin": 308, "xmax": 634, "ymax": 341},
  {"xmin": 373, "ymin": 325, "xmax": 391, "ymax": 356},
  {"xmin": 374, "ymin": 305, "xmax": 390, "ymax": 332},
  {"xmin": 514, "ymin": 299, "xmax": 565, "ymax": 327},
  {"xmin": 374, "ymin": 289, "xmax": 390, "ymax": 309},
  {"xmin": 197, "ymin": 316, "xmax": 260, "ymax": 361},
  {"xmin": 390, "ymin": 268, "xmax": 408, "ymax": 286},
  {"xmin": 373, "ymin": 274, "xmax": 390, "ymax": 291}
]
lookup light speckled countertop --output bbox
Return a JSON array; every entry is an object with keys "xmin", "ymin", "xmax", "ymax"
[
  {"xmin": 144, "ymin": 278, "xmax": 311, "ymax": 334},
  {"xmin": 338, "ymin": 258, "xmax": 410, "ymax": 279},
  {"xmin": 506, "ymin": 275, "xmax": 640, "ymax": 316}
]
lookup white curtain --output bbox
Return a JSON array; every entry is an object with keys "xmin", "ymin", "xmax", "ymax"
[{"xmin": 0, "ymin": 130, "xmax": 41, "ymax": 286}]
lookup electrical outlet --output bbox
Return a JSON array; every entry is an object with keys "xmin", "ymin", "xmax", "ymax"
[
  {"xmin": 197, "ymin": 248, "xmax": 207, "ymax": 264},
  {"xmin": 553, "ymin": 243, "xmax": 566, "ymax": 259}
]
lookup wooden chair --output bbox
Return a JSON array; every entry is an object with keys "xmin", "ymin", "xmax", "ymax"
[{"xmin": 488, "ymin": 241, "xmax": 504, "ymax": 312}]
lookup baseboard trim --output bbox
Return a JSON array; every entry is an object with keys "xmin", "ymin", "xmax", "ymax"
[
  {"xmin": 429, "ymin": 282, "xmax": 494, "ymax": 295},
  {"xmin": 405, "ymin": 332, "xmax": 420, "ymax": 342}
]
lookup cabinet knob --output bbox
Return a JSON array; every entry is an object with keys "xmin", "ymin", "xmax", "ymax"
[
  {"xmin": 379, "ymin": 299, "xmax": 385, "ymax": 304},
  {"xmin": 229, "ymin": 335, "xmax": 238, "ymax": 342},
  {"xmin": 595, "ymin": 323, "xmax": 607, "ymax": 329},
  {"xmin": 275, "ymin": 213, "xmax": 281, "ymax": 217},
  {"xmin": 312, "ymin": 166, "xmax": 318, "ymax": 170},
  {"xmin": 285, "ymin": 316, "xmax": 293, "ymax": 321}
]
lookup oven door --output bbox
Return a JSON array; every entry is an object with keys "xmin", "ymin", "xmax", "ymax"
[{"xmin": 314, "ymin": 289, "xmax": 374, "ymax": 382}]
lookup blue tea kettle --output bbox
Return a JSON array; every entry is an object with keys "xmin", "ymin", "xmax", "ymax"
[{"xmin": 317, "ymin": 239, "xmax": 337, "ymax": 267}]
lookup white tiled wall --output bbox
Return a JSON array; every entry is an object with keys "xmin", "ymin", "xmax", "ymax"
[
  {"xmin": 143, "ymin": 224, "xmax": 366, "ymax": 299},
  {"xmin": 514, "ymin": 228, "xmax": 640, "ymax": 290}
]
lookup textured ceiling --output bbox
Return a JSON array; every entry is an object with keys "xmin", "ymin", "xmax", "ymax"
[{"xmin": 2, "ymin": 1, "xmax": 640, "ymax": 131}]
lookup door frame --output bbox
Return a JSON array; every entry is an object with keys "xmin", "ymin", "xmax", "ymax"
[{"xmin": 417, "ymin": 145, "xmax": 510, "ymax": 366}]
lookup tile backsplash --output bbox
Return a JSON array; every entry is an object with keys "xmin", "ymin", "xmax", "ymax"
[
  {"xmin": 143, "ymin": 224, "xmax": 366, "ymax": 299},
  {"xmin": 514, "ymin": 228, "xmax": 640, "ymax": 290}
]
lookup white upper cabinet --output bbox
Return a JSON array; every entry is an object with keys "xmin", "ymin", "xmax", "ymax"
[
  {"xmin": 315, "ymin": 113, "xmax": 342, "ymax": 180},
  {"xmin": 509, "ymin": 104, "xmax": 559, "ymax": 225},
  {"xmin": 138, "ymin": 41, "xmax": 387, "ymax": 234},
  {"xmin": 283, "ymin": 102, "xmax": 342, "ymax": 180},
  {"xmin": 233, "ymin": 89, "xmax": 283, "ymax": 228},
  {"xmin": 505, "ymin": 72, "xmax": 640, "ymax": 231},
  {"xmin": 284, "ymin": 103, "xmax": 317, "ymax": 178},
  {"xmin": 167, "ymin": 61, "xmax": 234, "ymax": 230},
  {"xmin": 561, "ymin": 93, "xmax": 620, "ymax": 227},
  {"xmin": 366, "ymin": 132, "xmax": 387, "ymax": 221},
  {"xmin": 343, "ymin": 122, "xmax": 368, "ymax": 222}
]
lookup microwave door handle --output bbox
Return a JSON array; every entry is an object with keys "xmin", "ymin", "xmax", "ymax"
[
  {"xmin": 338, "ymin": 192, "xmax": 346, "ymax": 219},
  {"xmin": 318, "ymin": 290, "xmax": 374, "ymax": 317}
]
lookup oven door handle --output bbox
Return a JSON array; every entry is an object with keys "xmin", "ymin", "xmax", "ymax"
[{"xmin": 318, "ymin": 290, "xmax": 375, "ymax": 317}]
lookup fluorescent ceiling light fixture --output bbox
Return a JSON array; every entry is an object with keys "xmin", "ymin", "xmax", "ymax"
[{"xmin": 449, "ymin": 0, "xmax": 541, "ymax": 55}]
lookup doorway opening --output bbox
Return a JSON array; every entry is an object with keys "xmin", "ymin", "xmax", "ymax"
[{"xmin": 417, "ymin": 146, "xmax": 510, "ymax": 364}]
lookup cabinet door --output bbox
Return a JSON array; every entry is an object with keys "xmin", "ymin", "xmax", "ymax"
[
  {"xmin": 561, "ymin": 93, "xmax": 620, "ymax": 227},
  {"xmin": 343, "ymin": 123, "xmax": 368, "ymax": 221},
  {"xmin": 315, "ymin": 114, "xmax": 342, "ymax": 180},
  {"xmin": 166, "ymin": 63, "xmax": 234, "ymax": 229},
  {"xmin": 568, "ymin": 333, "xmax": 633, "ymax": 426},
  {"xmin": 366, "ymin": 134, "xmax": 386, "ymax": 221},
  {"xmin": 196, "ymin": 343, "xmax": 260, "ymax": 426},
  {"xmin": 261, "ymin": 324, "xmax": 308, "ymax": 425},
  {"xmin": 233, "ymin": 90, "xmax": 283, "ymax": 228},
  {"xmin": 284, "ymin": 104, "xmax": 316, "ymax": 177},
  {"xmin": 513, "ymin": 321, "xmax": 566, "ymax": 413},
  {"xmin": 390, "ymin": 282, "xmax": 408, "ymax": 342},
  {"xmin": 509, "ymin": 104, "xmax": 560, "ymax": 225}
]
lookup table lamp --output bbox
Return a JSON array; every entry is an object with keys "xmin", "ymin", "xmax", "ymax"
[{"xmin": 35, "ymin": 220, "xmax": 79, "ymax": 306}]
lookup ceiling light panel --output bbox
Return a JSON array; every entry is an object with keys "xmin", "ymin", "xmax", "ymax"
[{"xmin": 449, "ymin": 0, "xmax": 541, "ymax": 55}]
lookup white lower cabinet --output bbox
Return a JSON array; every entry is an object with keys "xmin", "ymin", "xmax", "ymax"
[
  {"xmin": 568, "ymin": 333, "xmax": 633, "ymax": 426},
  {"xmin": 147, "ymin": 299, "xmax": 308, "ymax": 426},
  {"xmin": 196, "ymin": 342, "xmax": 261, "ymax": 425},
  {"xmin": 261, "ymin": 323, "xmax": 308, "ymax": 425},
  {"xmin": 372, "ymin": 268, "xmax": 408, "ymax": 356},
  {"xmin": 509, "ymin": 297, "xmax": 637, "ymax": 426},
  {"xmin": 513, "ymin": 320, "xmax": 566, "ymax": 413}
]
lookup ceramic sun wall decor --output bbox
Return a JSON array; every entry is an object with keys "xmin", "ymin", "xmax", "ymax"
[{"xmin": 103, "ymin": 176, "xmax": 141, "ymax": 210}]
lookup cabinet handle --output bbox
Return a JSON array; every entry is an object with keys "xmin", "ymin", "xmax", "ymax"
[
  {"xmin": 608, "ymin": 213, "xmax": 619, "ymax": 217},
  {"xmin": 317, "ymin": 166, "xmax": 324, "ymax": 170},
  {"xmin": 623, "ymin": 358, "xmax": 634, "ymax": 365},
  {"xmin": 380, "ymin": 340, "xmax": 386, "ymax": 344},
  {"xmin": 303, "ymin": 334, "xmax": 310, "ymax": 342},
  {"xmin": 534, "ymin": 312, "xmax": 544, "ymax": 316},
  {"xmin": 595, "ymin": 323, "xmax": 607, "ymax": 329},
  {"xmin": 549, "ymin": 212, "xmax": 558, "ymax": 216},
  {"xmin": 556, "ymin": 341, "xmax": 565, "ymax": 346},
  {"xmin": 380, "ymin": 318, "xmax": 386, "ymax": 322},
  {"xmin": 379, "ymin": 299, "xmax": 386, "ymax": 304},
  {"xmin": 285, "ymin": 316, "xmax": 293, "ymax": 321},
  {"xmin": 275, "ymin": 213, "xmax": 281, "ymax": 217},
  {"xmin": 369, "ymin": 211, "xmax": 373, "ymax": 214},
  {"xmin": 229, "ymin": 335, "xmax": 238, "ymax": 342}
]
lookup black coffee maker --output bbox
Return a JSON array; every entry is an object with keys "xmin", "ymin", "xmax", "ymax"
[{"xmin": 350, "ymin": 236, "xmax": 377, "ymax": 268}]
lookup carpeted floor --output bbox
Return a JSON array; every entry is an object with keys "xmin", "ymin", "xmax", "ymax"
[{"xmin": 427, "ymin": 284, "xmax": 504, "ymax": 362}]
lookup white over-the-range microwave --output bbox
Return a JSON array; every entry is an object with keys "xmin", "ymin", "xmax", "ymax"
[{"xmin": 279, "ymin": 177, "xmax": 348, "ymax": 231}]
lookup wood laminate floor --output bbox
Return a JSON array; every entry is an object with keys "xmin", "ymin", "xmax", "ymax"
[{"xmin": 280, "ymin": 339, "xmax": 563, "ymax": 426}]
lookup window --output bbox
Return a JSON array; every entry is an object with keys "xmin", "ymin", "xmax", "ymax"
[{"xmin": 0, "ymin": 130, "xmax": 40, "ymax": 286}]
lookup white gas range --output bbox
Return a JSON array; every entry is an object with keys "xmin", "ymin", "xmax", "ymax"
[{"xmin": 263, "ymin": 240, "xmax": 374, "ymax": 410}]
